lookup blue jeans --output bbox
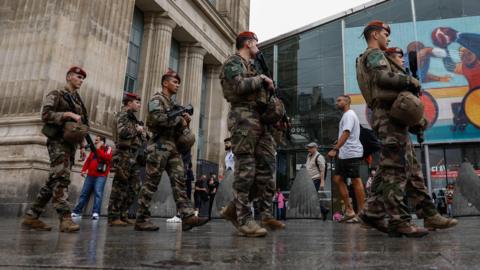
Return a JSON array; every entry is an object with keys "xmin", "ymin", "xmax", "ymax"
[{"xmin": 73, "ymin": 176, "xmax": 107, "ymax": 215}]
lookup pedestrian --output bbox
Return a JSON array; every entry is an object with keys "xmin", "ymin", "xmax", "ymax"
[
  {"xmin": 107, "ymin": 92, "xmax": 147, "ymax": 227},
  {"xmin": 305, "ymin": 142, "xmax": 329, "ymax": 219},
  {"xmin": 446, "ymin": 184, "xmax": 454, "ymax": 217},
  {"xmin": 134, "ymin": 69, "xmax": 208, "ymax": 231},
  {"xmin": 207, "ymin": 174, "xmax": 219, "ymax": 220},
  {"xmin": 21, "ymin": 67, "xmax": 89, "ymax": 233},
  {"xmin": 219, "ymin": 31, "xmax": 284, "ymax": 237},
  {"xmin": 274, "ymin": 189, "xmax": 286, "ymax": 221},
  {"xmin": 72, "ymin": 135, "xmax": 112, "ymax": 220},
  {"xmin": 194, "ymin": 175, "xmax": 209, "ymax": 213},
  {"xmin": 224, "ymin": 137, "xmax": 234, "ymax": 172},
  {"xmin": 327, "ymin": 95, "xmax": 365, "ymax": 223}
]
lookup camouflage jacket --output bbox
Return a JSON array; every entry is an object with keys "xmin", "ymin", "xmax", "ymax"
[
  {"xmin": 356, "ymin": 48, "xmax": 417, "ymax": 108},
  {"xmin": 219, "ymin": 53, "xmax": 264, "ymax": 105},
  {"xmin": 114, "ymin": 109, "xmax": 146, "ymax": 150},
  {"xmin": 41, "ymin": 88, "xmax": 87, "ymax": 139},
  {"xmin": 146, "ymin": 91, "xmax": 184, "ymax": 141}
]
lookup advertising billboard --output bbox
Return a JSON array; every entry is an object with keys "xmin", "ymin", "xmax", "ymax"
[{"xmin": 345, "ymin": 16, "xmax": 480, "ymax": 143}]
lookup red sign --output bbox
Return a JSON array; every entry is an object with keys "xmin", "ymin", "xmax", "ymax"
[{"xmin": 430, "ymin": 170, "xmax": 480, "ymax": 179}]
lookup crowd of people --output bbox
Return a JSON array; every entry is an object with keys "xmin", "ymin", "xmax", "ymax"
[{"xmin": 21, "ymin": 20, "xmax": 459, "ymax": 239}]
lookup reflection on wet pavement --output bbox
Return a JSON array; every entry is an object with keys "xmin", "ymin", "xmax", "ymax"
[{"xmin": 0, "ymin": 217, "xmax": 477, "ymax": 269}]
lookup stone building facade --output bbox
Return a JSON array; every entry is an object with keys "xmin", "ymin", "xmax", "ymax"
[{"xmin": 0, "ymin": 0, "xmax": 249, "ymax": 217}]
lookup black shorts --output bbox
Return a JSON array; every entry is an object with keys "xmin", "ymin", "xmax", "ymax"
[{"xmin": 334, "ymin": 157, "xmax": 362, "ymax": 179}]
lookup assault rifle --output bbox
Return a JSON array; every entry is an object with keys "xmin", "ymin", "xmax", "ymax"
[
  {"xmin": 63, "ymin": 92, "xmax": 98, "ymax": 158},
  {"xmin": 407, "ymin": 51, "xmax": 425, "ymax": 144},
  {"xmin": 167, "ymin": 104, "xmax": 194, "ymax": 119},
  {"xmin": 255, "ymin": 51, "xmax": 292, "ymax": 140}
]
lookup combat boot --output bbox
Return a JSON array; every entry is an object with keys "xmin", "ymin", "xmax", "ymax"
[
  {"xmin": 358, "ymin": 213, "xmax": 388, "ymax": 233},
  {"xmin": 121, "ymin": 218, "xmax": 135, "ymax": 226},
  {"xmin": 261, "ymin": 218, "xmax": 286, "ymax": 230},
  {"xmin": 134, "ymin": 219, "xmax": 159, "ymax": 231},
  {"xmin": 21, "ymin": 215, "xmax": 52, "ymax": 231},
  {"xmin": 219, "ymin": 202, "xmax": 239, "ymax": 229},
  {"xmin": 182, "ymin": 215, "xmax": 209, "ymax": 231},
  {"xmin": 388, "ymin": 223, "xmax": 428, "ymax": 238},
  {"xmin": 109, "ymin": 219, "xmax": 128, "ymax": 227},
  {"xmin": 424, "ymin": 214, "xmax": 458, "ymax": 231},
  {"xmin": 59, "ymin": 216, "xmax": 80, "ymax": 233},
  {"xmin": 238, "ymin": 220, "xmax": 268, "ymax": 237}
]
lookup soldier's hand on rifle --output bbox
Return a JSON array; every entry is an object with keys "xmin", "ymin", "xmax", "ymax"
[
  {"xmin": 260, "ymin": 75, "xmax": 275, "ymax": 92},
  {"xmin": 136, "ymin": 124, "xmax": 144, "ymax": 134},
  {"xmin": 182, "ymin": 113, "xmax": 191, "ymax": 125},
  {"xmin": 63, "ymin": 112, "xmax": 82, "ymax": 123},
  {"xmin": 409, "ymin": 76, "xmax": 421, "ymax": 94}
]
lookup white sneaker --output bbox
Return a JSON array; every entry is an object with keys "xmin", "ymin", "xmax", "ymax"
[
  {"xmin": 166, "ymin": 216, "xmax": 182, "ymax": 223},
  {"xmin": 71, "ymin": 213, "xmax": 80, "ymax": 218},
  {"xmin": 92, "ymin": 213, "xmax": 99, "ymax": 220}
]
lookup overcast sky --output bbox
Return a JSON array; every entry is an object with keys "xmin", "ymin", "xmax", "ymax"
[{"xmin": 250, "ymin": 0, "xmax": 373, "ymax": 42}]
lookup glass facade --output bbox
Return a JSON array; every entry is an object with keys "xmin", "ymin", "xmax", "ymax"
[
  {"xmin": 259, "ymin": 0, "xmax": 480, "ymax": 200},
  {"xmin": 124, "ymin": 8, "xmax": 144, "ymax": 93}
]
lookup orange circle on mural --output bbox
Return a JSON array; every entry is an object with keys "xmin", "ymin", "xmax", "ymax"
[
  {"xmin": 420, "ymin": 91, "xmax": 438, "ymax": 129},
  {"xmin": 463, "ymin": 88, "xmax": 480, "ymax": 129}
]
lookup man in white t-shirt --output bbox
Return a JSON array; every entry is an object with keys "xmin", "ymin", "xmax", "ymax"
[
  {"xmin": 327, "ymin": 95, "xmax": 365, "ymax": 222},
  {"xmin": 224, "ymin": 137, "xmax": 234, "ymax": 172}
]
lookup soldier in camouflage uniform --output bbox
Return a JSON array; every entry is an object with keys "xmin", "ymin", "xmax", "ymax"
[
  {"xmin": 356, "ymin": 21, "xmax": 456, "ymax": 237},
  {"xmin": 385, "ymin": 47, "xmax": 458, "ymax": 230},
  {"xmin": 21, "ymin": 67, "xmax": 88, "ymax": 233},
  {"xmin": 134, "ymin": 69, "xmax": 208, "ymax": 232},
  {"xmin": 218, "ymin": 32, "xmax": 285, "ymax": 237},
  {"xmin": 107, "ymin": 92, "xmax": 146, "ymax": 226}
]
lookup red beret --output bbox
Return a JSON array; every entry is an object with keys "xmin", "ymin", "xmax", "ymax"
[
  {"xmin": 237, "ymin": 31, "xmax": 258, "ymax": 41},
  {"xmin": 365, "ymin": 20, "xmax": 391, "ymax": 34},
  {"xmin": 123, "ymin": 92, "xmax": 141, "ymax": 102},
  {"xmin": 162, "ymin": 68, "xmax": 181, "ymax": 83},
  {"xmin": 67, "ymin": 66, "xmax": 87, "ymax": 78},
  {"xmin": 385, "ymin": 47, "xmax": 404, "ymax": 56}
]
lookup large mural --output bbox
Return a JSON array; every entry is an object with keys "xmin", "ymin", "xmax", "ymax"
[{"xmin": 345, "ymin": 16, "xmax": 480, "ymax": 143}]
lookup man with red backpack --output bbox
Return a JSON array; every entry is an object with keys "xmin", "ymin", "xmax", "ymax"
[{"xmin": 72, "ymin": 135, "xmax": 113, "ymax": 219}]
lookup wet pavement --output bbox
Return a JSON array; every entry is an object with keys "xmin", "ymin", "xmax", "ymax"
[{"xmin": 0, "ymin": 216, "xmax": 477, "ymax": 269}]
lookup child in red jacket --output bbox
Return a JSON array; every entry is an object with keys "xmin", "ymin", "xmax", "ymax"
[{"xmin": 72, "ymin": 135, "xmax": 112, "ymax": 219}]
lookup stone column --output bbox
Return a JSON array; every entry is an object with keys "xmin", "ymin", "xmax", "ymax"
[
  {"xmin": 203, "ymin": 65, "xmax": 228, "ymax": 173},
  {"xmin": 178, "ymin": 44, "xmax": 207, "ymax": 172},
  {"xmin": 137, "ymin": 13, "xmax": 176, "ymax": 120}
]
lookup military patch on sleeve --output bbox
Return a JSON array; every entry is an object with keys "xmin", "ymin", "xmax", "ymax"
[
  {"xmin": 366, "ymin": 50, "xmax": 388, "ymax": 70},
  {"xmin": 43, "ymin": 92, "xmax": 57, "ymax": 107},
  {"xmin": 148, "ymin": 99, "xmax": 160, "ymax": 112},
  {"xmin": 224, "ymin": 60, "xmax": 243, "ymax": 81}
]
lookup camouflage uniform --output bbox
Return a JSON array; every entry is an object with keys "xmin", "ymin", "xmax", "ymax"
[
  {"xmin": 28, "ymin": 88, "xmax": 87, "ymax": 218},
  {"xmin": 356, "ymin": 48, "xmax": 422, "ymax": 229},
  {"xmin": 135, "ymin": 92, "xmax": 194, "ymax": 221},
  {"xmin": 220, "ymin": 53, "xmax": 277, "ymax": 224},
  {"xmin": 108, "ymin": 109, "xmax": 146, "ymax": 221}
]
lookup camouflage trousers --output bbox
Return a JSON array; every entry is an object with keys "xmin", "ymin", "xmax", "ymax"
[
  {"xmin": 28, "ymin": 138, "xmax": 75, "ymax": 218},
  {"xmin": 364, "ymin": 108, "xmax": 437, "ymax": 229},
  {"xmin": 135, "ymin": 141, "xmax": 194, "ymax": 221},
  {"xmin": 107, "ymin": 150, "xmax": 140, "ymax": 220},
  {"xmin": 229, "ymin": 106, "xmax": 276, "ymax": 224}
]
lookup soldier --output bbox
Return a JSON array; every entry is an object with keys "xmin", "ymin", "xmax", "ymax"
[
  {"xmin": 356, "ymin": 21, "xmax": 456, "ymax": 237},
  {"xmin": 21, "ymin": 66, "xmax": 89, "ymax": 233},
  {"xmin": 219, "ymin": 31, "xmax": 285, "ymax": 237},
  {"xmin": 134, "ymin": 69, "xmax": 208, "ymax": 231},
  {"xmin": 107, "ymin": 92, "xmax": 146, "ymax": 226},
  {"xmin": 385, "ymin": 47, "xmax": 458, "ymax": 231}
]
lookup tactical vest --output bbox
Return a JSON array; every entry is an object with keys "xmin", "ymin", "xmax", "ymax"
[
  {"xmin": 356, "ymin": 48, "xmax": 399, "ymax": 108},
  {"xmin": 41, "ymin": 89, "xmax": 87, "ymax": 139},
  {"xmin": 113, "ymin": 110, "xmax": 144, "ymax": 149},
  {"xmin": 220, "ymin": 54, "xmax": 263, "ymax": 105},
  {"xmin": 146, "ymin": 92, "xmax": 177, "ymax": 139}
]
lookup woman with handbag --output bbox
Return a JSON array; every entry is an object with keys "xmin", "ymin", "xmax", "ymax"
[{"xmin": 72, "ymin": 135, "xmax": 113, "ymax": 219}]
